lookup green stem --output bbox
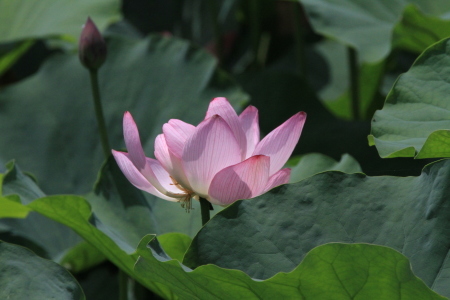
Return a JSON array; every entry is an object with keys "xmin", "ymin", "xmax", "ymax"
[
  {"xmin": 89, "ymin": 69, "xmax": 111, "ymax": 159},
  {"xmin": 249, "ymin": 0, "xmax": 261, "ymax": 67},
  {"xmin": 207, "ymin": 0, "xmax": 223, "ymax": 63},
  {"xmin": 200, "ymin": 197, "xmax": 211, "ymax": 226},
  {"xmin": 348, "ymin": 47, "xmax": 360, "ymax": 120},
  {"xmin": 132, "ymin": 279, "xmax": 146, "ymax": 299},
  {"xmin": 293, "ymin": 2, "xmax": 306, "ymax": 77},
  {"xmin": 118, "ymin": 269, "xmax": 128, "ymax": 300}
]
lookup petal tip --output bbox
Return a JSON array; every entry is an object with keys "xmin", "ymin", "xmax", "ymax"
[
  {"xmin": 240, "ymin": 105, "xmax": 259, "ymax": 116},
  {"xmin": 111, "ymin": 149, "xmax": 121, "ymax": 156},
  {"xmin": 123, "ymin": 112, "xmax": 136, "ymax": 127},
  {"xmin": 111, "ymin": 150, "xmax": 127, "ymax": 161},
  {"xmin": 211, "ymin": 97, "xmax": 228, "ymax": 103},
  {"xmin": 297, "ymin": 111, "xmax": 307, "ymax": 119}
]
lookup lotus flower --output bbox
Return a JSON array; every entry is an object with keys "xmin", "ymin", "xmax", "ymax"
[{"xmin": 112, "ymin": 97, "xmax": 306, "ymax": 208}]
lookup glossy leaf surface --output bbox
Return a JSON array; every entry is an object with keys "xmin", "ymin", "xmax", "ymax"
[
  {"xmin": 184, "ymin": 159, "xmax": 450, "ymax": 297},
  {"xmin": 370, "ymin": 37, "xmax": 450, "ymax": 158}
]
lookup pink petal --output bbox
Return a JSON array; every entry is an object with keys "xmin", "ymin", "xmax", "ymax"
[
  {"xmin": 154, "ymin": 134, "xmax": 174, "ymax": 172},
  {"xmin": 263, "ymin": 168, "xmax": 291, "ymax": 193},
  {"xmin": 162, "ymin": 119, "xmax": 195, "ymax": 158},
  {"xmin": 239, "ymin": 105, "xmax": 260, "ymax": 159},
  {"xmin": 182, "ymin": 115, "xmax": 241, "ymax": 198},
  {"xmin": 141, "ymin": 157, "xmax": 187, "ymax": 198},
  {"xmin": 111, "ymin": 150, "xmax": 178, "ymax": 202},
  {"xmin": 154, "ymin": 134, "xmax": 192, "ymax": 190},
  {"xmin": 253, "ymin": 112, "xmax": 306, "ymax": 175},
  {"xmin": 208, "ymin": 155, "xmax": 270, "ymax": 206},
  {"xmin": 205, "ymin": 97, "xmax": 247, "ymax": 158},
  {"xmin": 123, "ymin": 112, "xmax": 146, "ymax": 169}
]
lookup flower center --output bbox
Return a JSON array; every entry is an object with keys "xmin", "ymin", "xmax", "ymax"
[{"xmin": 169, "ymin": 176, "xmax": 198, "ymax": 212}]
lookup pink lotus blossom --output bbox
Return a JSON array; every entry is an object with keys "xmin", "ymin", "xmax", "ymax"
[{"xmin": 112, "ymin": 97, "xmax": 306, "ymax": 208}]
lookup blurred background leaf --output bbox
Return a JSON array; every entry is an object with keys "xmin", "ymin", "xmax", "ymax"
[
  {"xmin": 393, "ymin": 5, "xmax": 450, "ymax": 54},
  {"xmin": 0, "ymin": 40, "xmax": 34, "ymax": 76},
  {"xmin": 0, "ymin": 0, "xmax": 120, "ymax": 80},
  {"xmin": 0, "ymin": 35, "xmax": 248, "ymax": 195},
  {"xmin": 237, "ymin": 68, "xmax": 430, "ymax": 177},
  {"xmin": 286, "ymin": 153, "xmax": 362, "ymax": 183},
  {"xmin": 299, "ymin": 0, "xmax": 450, "ymax": 63},
  {"xmin": 298, "ymin": 0, "xmax": 450, "ymax": 124},
  {"xmin": 0, "ymin": 0, "xmax": 120, "ymax": 43}
]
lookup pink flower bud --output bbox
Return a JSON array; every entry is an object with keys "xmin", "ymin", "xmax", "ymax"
[{"xmin": 79, "ymin": 17, "xmax": 107, "ymax": 70}]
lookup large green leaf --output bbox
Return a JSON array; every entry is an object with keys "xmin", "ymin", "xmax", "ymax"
[
  {"xmin": 7, "ymin": 183, "xmax": 442, "ymax": 300},
  {"xmin": 23, "ymin": 196, "xmax": 179, "ymax": 299},
  {"xmin": 0, "ymin": 160, "xmax": 196, "ymax": 298},
  {"xmin": 0, "ymin": 0, "xmax": 120, "ymax": 43},
  {"xmin": 183, "ymin": 159, "xmax": 450, "ymax": 297},
  {"xmin": 2, "ymin": 161, "xmax": 45, "ymax": 204},
  {"xmin": 0, "ymin": 162, "xmax": 83, "ymax": 262},
  {"xmin": 158, "ymin": 232, "xmax": 192, "ymax": 262},
  {"xmin": 369, "ymin": 37, "xmax": 450, "ymax": 158},
  {"xmin": 0, "ymin": 35, "xmax": 248, "ymax": 194},
  {"xmin": 0, "ymin": 195, "xmax": 30, "ymax": 218},
  {"xmin": 0, "ymin": 156, "xmax": 202, "ymax": 276},
  {"xmin": 286, "ymin": 153, "xmax": 362, "ymax": 183},
  {"xmin": 0, "ymin": 166, "xmax": 30, "ymax": 219},
  {"xmin": 0, "ymin": 241, "xmax": 85, "ymax": 299},
  {"xmin": 135, "ymin": 237, "xmax": 444, "ymax": 299},
  {"xmin": 299, "ymin": 0, "xmax": 450, "ymax": 63},
  {"xmin": 1, "ymin": 162, "xmax": 446, "ymax": 298}
]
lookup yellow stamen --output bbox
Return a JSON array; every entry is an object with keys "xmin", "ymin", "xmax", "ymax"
[{"xmin": 170, "ymin": 176, "xmax": 196, "ymax": 212}]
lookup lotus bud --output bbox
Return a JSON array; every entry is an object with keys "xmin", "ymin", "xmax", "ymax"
[{"xmin": 79, "ymin": 17, "xmax": 107, "ymax": 70}]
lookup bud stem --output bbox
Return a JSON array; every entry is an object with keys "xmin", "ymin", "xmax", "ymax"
[
  {"xmin": 200, "ymin": 197, "xmax": 211, "ymax": 226},
  {"xmin": 207, "ymin": 0, "xmax": 222, "ymax": 63},
  {"xmin": 348, "ymin": 47, "xmax": 360, "ymax": 120},
  {"xmin": 118, "ymin": 269, "xmax": 128, "ymax": 300},
  {"xmin": 89, "ymin": 69, "xmax": 111, "ymax": 159},
  {"xmin": 293, "ymin": 2, "xmax": 306, "ymax": 77}
]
